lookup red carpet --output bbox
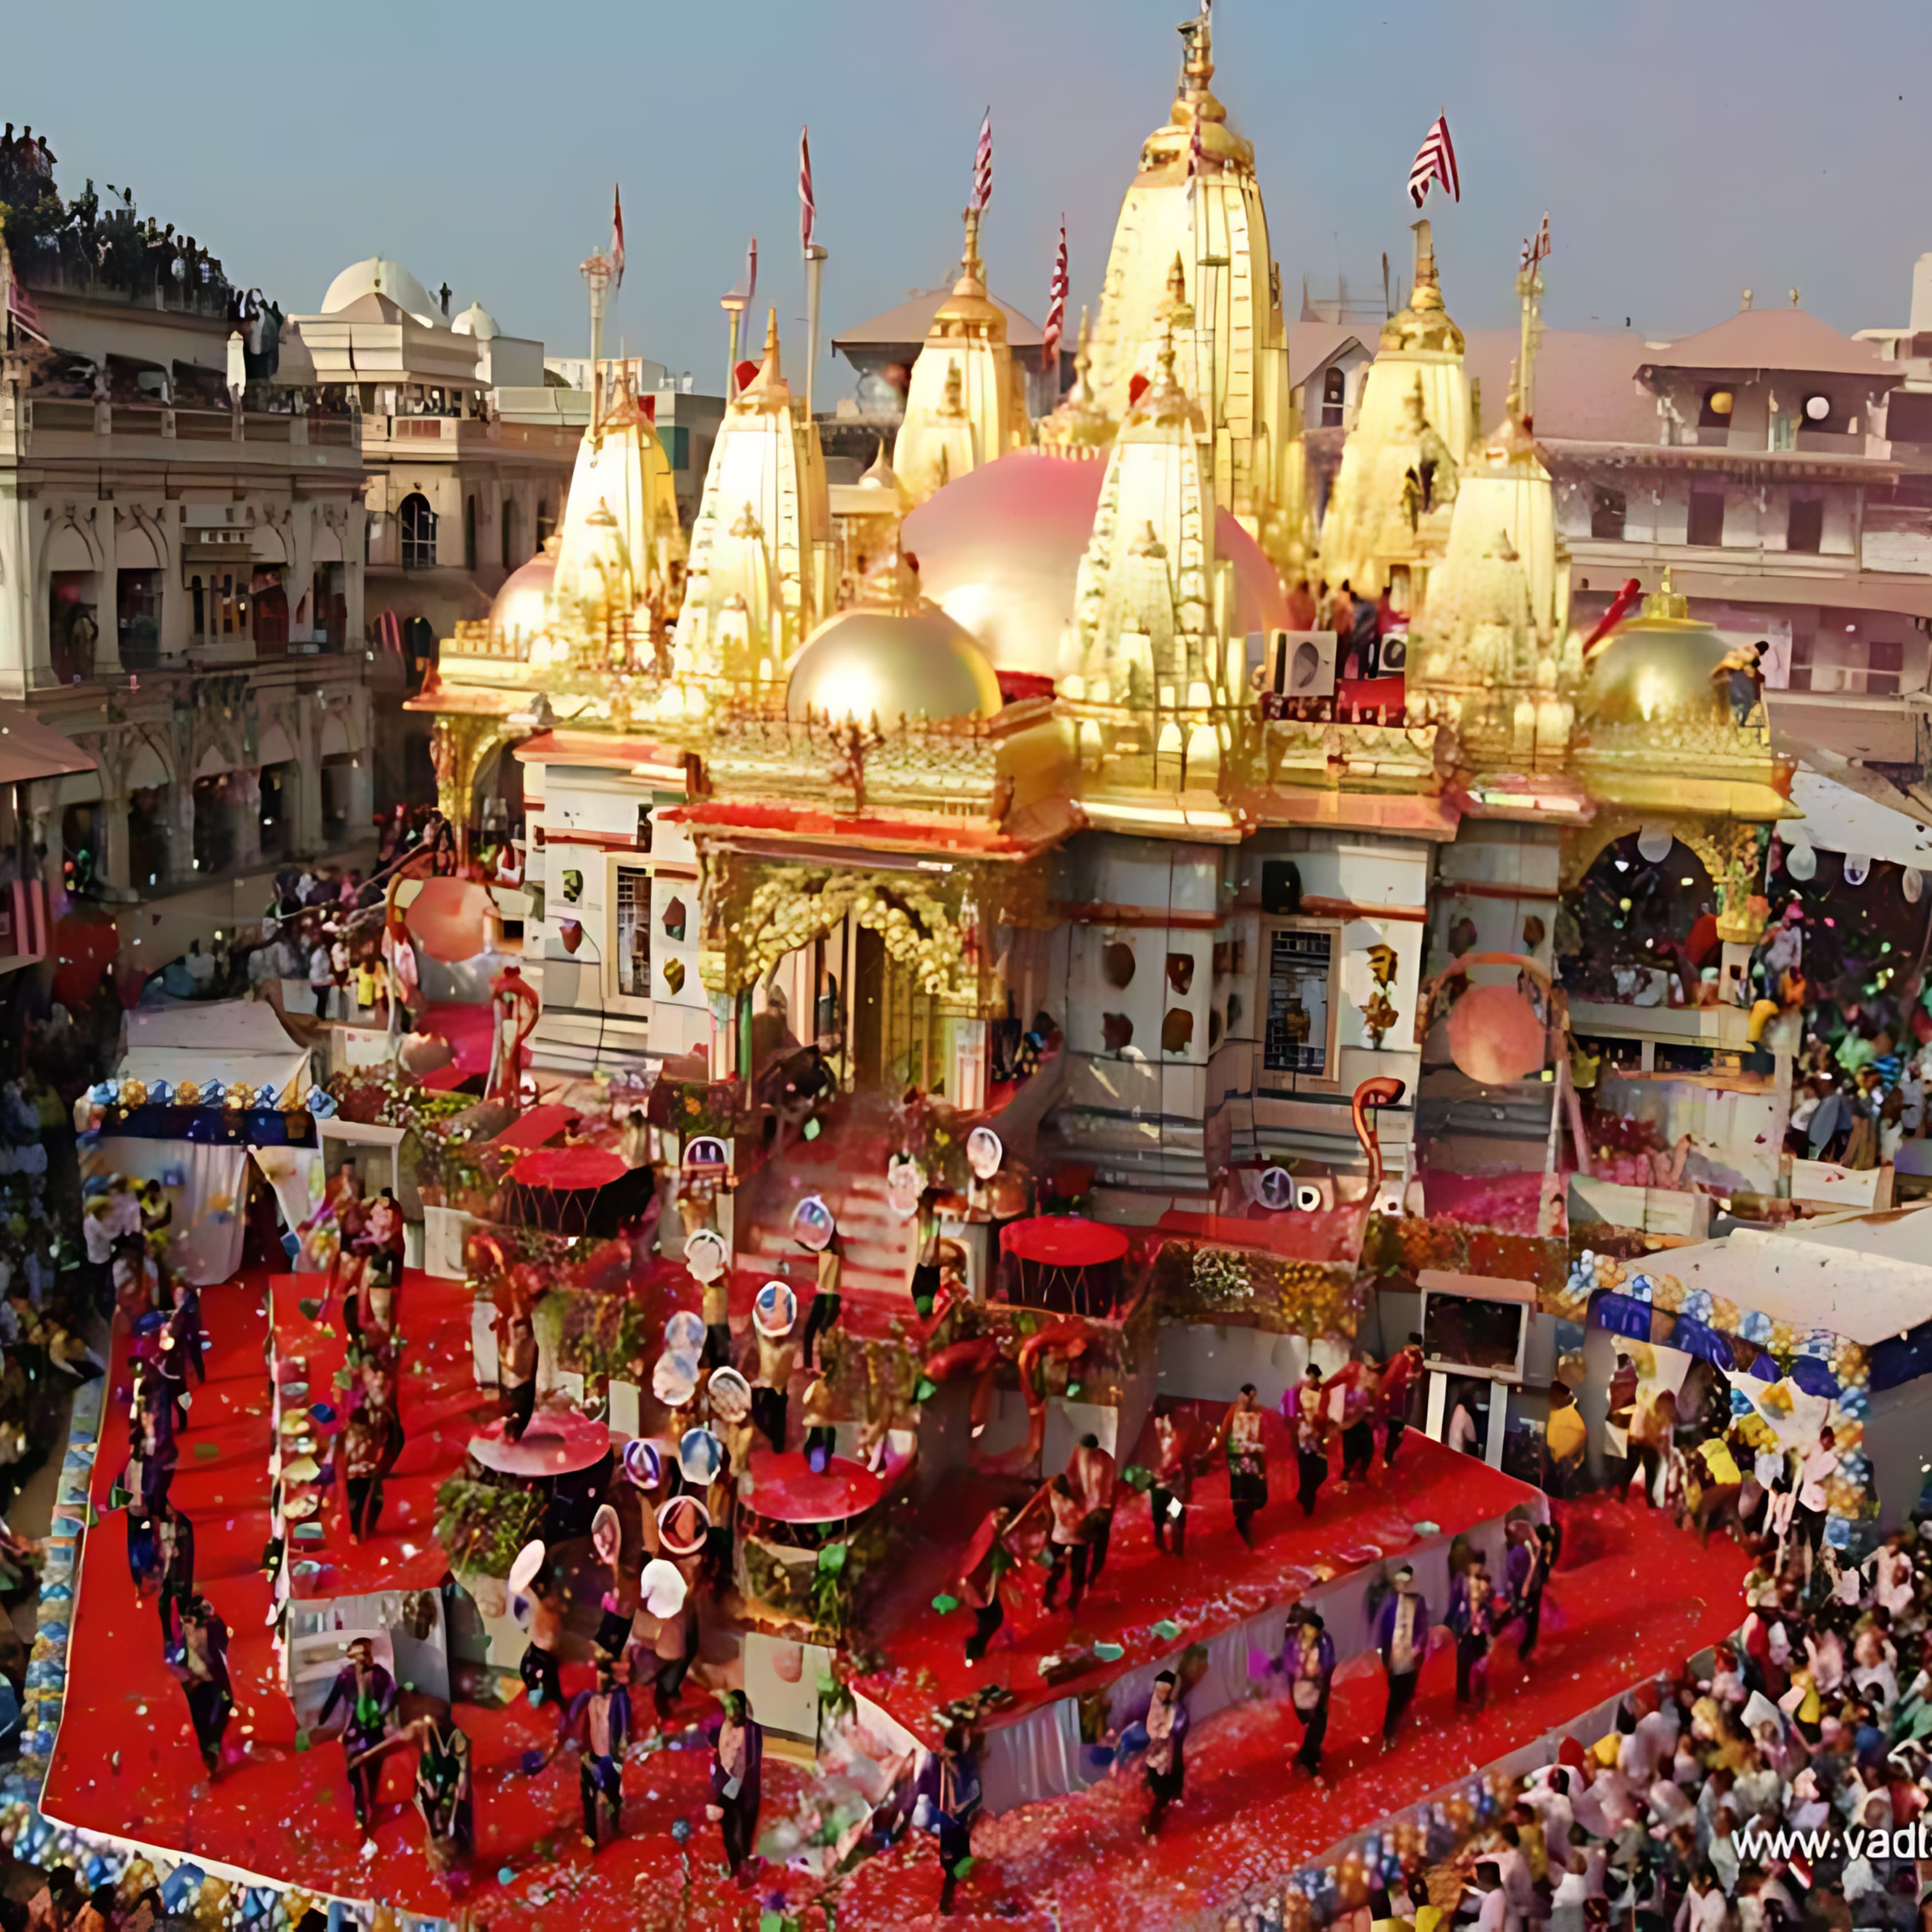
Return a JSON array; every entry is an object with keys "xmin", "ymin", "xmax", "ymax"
[
  {"xmin": 267, "ymin": 1268, "xmax": 487, "ymax": 1599},
  {"xmin": 830, "ymin": 1495, "xmax": 1753, "ymax": 1928},
  {"xmin": 42, "ymin": 1275, "xmax": 1750, "ymax": 1930},
  {"xmin": 41, "ymin": 1270, "xmax": 811, "ymax": 1927},
  {"xmin": 856, "ymin": 1415, "xmax": 1532, "ymax": 1739}
]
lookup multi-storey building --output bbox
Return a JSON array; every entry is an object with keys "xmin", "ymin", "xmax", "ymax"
[{"xmin": 0, "ymin": 243, "xmax": 376, "ymax": 971}]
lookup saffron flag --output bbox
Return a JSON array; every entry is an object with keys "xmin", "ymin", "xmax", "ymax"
[
  {"xmin": 972, "ymin": 109, "xmax": 993, "ymax": 214},
  {"xmin": 1406, "ymin": 114, "xmax": 1460, "ymax": 208},
  {"xmin": 610, "ymin": 184, "xmax": 625, "ymax": 288},
  {"xmin": 799, "ymin": 126, "xmax": 816, "ymax": 253},
  {"xmin": 1041, "ymin": 220, "xmax": 1068, "ymax": 373}
]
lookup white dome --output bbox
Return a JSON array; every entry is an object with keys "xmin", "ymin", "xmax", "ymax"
[
  {"xmin": 320, "ymin": 258, "xmax": 444, "ymax": 329},
  {"xmin": 452, "ymin": 301, "xmax": 500, "ymax": 341}
]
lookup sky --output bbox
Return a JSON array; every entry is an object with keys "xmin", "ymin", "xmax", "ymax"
[{"xmin": 9, "ymin": 0, "xmax": 1931, "ymax": 396}]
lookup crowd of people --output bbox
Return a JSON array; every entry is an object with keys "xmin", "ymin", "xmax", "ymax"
[{"xmin": 1298, "ymin": 1509, "xmax": 1932, "ymax": 1932}]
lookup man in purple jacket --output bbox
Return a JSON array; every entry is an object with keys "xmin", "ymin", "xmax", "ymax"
[{"xmin": 1372, "ymin": 1563, "xmax": 1429, "ymax": 1749}]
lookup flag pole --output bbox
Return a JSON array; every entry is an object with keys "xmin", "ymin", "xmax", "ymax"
[
  {"xmin": 580, "ymin": 251, "xmax": 613, "ymax": 442},
  {"xmin": 722, "ymin": 302, "xmax": 744, "ymax": 402},
  {"xmin": 804, "ymin": 244, "xmax": 827, "ymax": 420}
]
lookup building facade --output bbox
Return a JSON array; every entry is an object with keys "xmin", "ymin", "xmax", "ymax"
[{"xmin": 0, "ymin": 266, "xmax": 378, "ymax": 971}]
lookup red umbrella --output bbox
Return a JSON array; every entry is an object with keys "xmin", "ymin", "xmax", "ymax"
[
  {"xmin": 469, "ymin": 1407, "xmax": 611, "ymax": 1476},
  {"xmin": 509, "ymin": 1146, "xmax": 626, "ymax": 1192},
  {"xmin": 742, "ymin": 1450, "xmax": 884, "ymax": 1524}
]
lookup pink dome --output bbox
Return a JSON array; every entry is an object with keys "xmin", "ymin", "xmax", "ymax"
[{"xmin": 903, "ymin": 451, "xmax": 1288, "ymax": 681}]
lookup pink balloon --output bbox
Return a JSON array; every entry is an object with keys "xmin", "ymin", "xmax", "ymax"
[{"xmin": 1447, "ymin": 982, "xmax": 1547, "ymax": 1086}]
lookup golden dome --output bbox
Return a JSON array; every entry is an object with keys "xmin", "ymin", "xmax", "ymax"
[
  {"xmin": 930, "ymin": 210, "xmax": 1007, "ymax": 338},
  {"xmin": 488, "ymin": 554, "xmax": 554, "ymax": 646},
  {"xmin": 785, "ymin": 602, "xmax": 1002, "ymax": 726},
  {"xmin": 1380, "ymin": 220, "xmax": 1465, "ymax": 357},
  {"xmin": 1578, "ymin": 578, "xmax": 1731, "ymax": 731}
]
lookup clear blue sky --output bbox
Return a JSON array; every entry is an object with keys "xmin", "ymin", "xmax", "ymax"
[{"xmin": 10, "ymin": 0, "xmax": 1929, "ymax": 392}]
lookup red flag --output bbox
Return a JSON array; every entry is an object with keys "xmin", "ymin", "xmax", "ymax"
[
  {"xmin": 610, "ymin": 184, "xmax": 626, "ymax": 289},
  {"xmin": 1406, "ymin": 114, "xmax": 1460, "ymax": 208},
  {"xmin": 1041, "ymin": 220, "xmax": 1068, "ymax": 373},
  {"xmin": 971, "ymin": 109, "xmax": 993, "ymax": 214},
  {"xmin": 799, "ymin": 126, "xmax": 816, "ymax": 253}
]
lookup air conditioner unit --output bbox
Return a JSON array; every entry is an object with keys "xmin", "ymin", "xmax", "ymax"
[{"xmin": 1268, "ymin": 629, "xmax": 1338, "ymax": 699}]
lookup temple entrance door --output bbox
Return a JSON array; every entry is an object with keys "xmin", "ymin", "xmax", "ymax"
[{"xmin": 853, "ymin": 926, "xmax": 887, "ymax": 1088}]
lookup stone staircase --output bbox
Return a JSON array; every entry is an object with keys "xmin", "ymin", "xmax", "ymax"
[{"xmin": 734, "ymin": 1137, "xmax": 918, "ymax": 1318}]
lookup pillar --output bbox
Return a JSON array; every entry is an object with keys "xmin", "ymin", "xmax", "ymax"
[
  {"xmin": 290, "ymin": 696, "xmax": 323, "ymax": 859},
  {"xmin": 24, "ymin": 780, "xmax": 59, "ymax": 899},
  {"xmin": 232, "ymin": 769, "xmax": 263, "ymax": 873},
  {"xmin": 951, "ymin": 1016, "xmax": 989, "ymax": 1112},
  {"xmin": 98, "ymin": 795, "xmax": 131, "ymax": 899},
  {"xmin": 707, "ymin": 990, "xmax": 736, "ymax": 1080}
]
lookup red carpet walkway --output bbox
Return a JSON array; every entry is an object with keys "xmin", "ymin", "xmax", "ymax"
[
  {"xmin": 857, "ymin": 1410, "xmax": 1532, "ymax": 1738},
  {"xmin": 39, "ymin": 1270, "xmax": 814, "ymax": 1927},
  {"xmin": 828, "ymin": 1495, "xmax": 1753, "ymax": 1928},
  {"xmin": 41, "ymin": 1273, "xmax": 1750, "ymax": 1930}
]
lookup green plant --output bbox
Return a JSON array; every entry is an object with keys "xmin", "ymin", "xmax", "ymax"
[{"xmin": 433, "ymin": 1476, "xmax": 541, "ymax": 1578}]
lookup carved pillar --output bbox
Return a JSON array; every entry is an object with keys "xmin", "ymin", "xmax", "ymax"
[
  {"xmin": 232, "ymin": 768, "xmax": 263, "ymax": 872},
  {"xmin": 429, "ymin": 713, "xmax": 509, "ymax": 867}
]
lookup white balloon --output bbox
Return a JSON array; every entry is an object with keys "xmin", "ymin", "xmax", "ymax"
[
  {"xmin": 1906, "ymin": 868, "xmax": 1926, "ymax": 905},
  {"xmin": 1637, "ymin": 824, "xmax": 1673, "ymax": 864},
  {"xmin": 1785, "ymin": 840, "xmax": 1818, "ymax": 882},
  {"xmin": 1842, "ymin": 854, "xmax": 1871, "ymax": 887}
]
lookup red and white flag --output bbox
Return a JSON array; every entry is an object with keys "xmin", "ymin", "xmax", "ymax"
[
  {"xmin": 1041, "ymin": 219, "xmax": 1068, "ymax": 372},
  {"xmin": 1406, "ymin": 114, "xmax": 1460, "ymax": 208},
  {"xmin": 971, "ymin": 109, "xmax": 993, "ymax": 214},
  {"xmin": 610, "ymin": 184, "xmax": 626, "ymax": 288},
  {"xmin": 1532, "ymin": 210, "xmax": 1551, "ymax": 265},
  {"xmin": 799, "ymin": 125, "xmax": 816, "ymax": 253}
]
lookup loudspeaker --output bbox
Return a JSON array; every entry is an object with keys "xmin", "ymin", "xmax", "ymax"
[
  {"xmin": 1261, "ymin": 859, "xmax": 1303, "ymax": 915},
  {"xmin": 1378, "ymin": 631, "xmax": 1408, "ymax": 672},
  {"xmin": 1269, "ymin": 629, "xmax": 1337, "ymax": 698}
]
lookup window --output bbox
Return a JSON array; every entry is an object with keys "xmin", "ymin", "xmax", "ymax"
[
  {"xmin": 1887, "ymin": 392, "xmax": 1932, "ymax": 443},
  {"xmin": 1770, "ymin": 413, "xmax": 1796, "ymax": 452},
  {"xmin": 1698, "ymin": 387, "xmax": 1735, "ymax": 429},
  {"xmin": 1321, "ymin": 365, "xmax": 1346, "ymax": 428},
  {"xmin": 656, "ymin": 425, "xmax": 690, "ymax": 470},
  {"xmin": 615, "ymin": 867, "xmax": 651, "ymax": 998},
  {"xmin": 1786, "ymin": 493, "xmax": 1824, "ymax": 554},
  {"xmin": 1686, "ymin": 488, "xmax": 1726, "ymax": 548},
  {"xmin": 535, "ymin": 499, "xmax": 555, "ymax": 550},
  {"xmin": 1868, "ymin": 637, "xmax": 1904, "ymax": 697},
  {"xmin": 463, "ymin": 495, "xmax": 477, "ymax": 572},
  {"xmin": 399, "ymin": 492, "xmax": 437, "ymax": 570},
  {"xmin": 117, "ymin": 568, "xmax": 161, "ymax": 669},
  {"xmin": 251, "ymin": 569, "xmax": 289, "ymax": 651},
  {"xmin": 500, "ymin": 497, "xmax": 515, "ymax": 570},
  {"xmin": 1591, "ymin": 487, "xmax": 1627, "ymax": 541},
  {"xmin": 1263, "ymin": 926, "xmax": 1334, "ymax": 1077}
]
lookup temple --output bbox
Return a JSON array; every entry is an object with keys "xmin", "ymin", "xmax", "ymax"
[{"xmin": 21, "ymin": 14, "xmax": 1932, "ymax": 1932}]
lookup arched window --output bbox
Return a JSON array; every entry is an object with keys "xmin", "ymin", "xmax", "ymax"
[
  {"xmin": 399, "ymin": 492, "xmax": 437, "ymax": 571},
  {"xmin": 500, "ymin": 497, "xmax": 515, "ymax": 569},
  {"xmin": 535, "ymin": 499, "xmax": 554, "ymax": 552},
  {"xmin": 463, "ymin": 495, "xmax": 477, "ymax": 572},
  {"xmin": 1321, "ymin": 365, "xmax": 1347, "ymax": 427}
]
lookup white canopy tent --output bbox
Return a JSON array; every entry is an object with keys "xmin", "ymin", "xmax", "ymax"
[
  {"xmin": 1783, "ymin": 768, "xmax": 1932, "ymax": 872},
  {"xmin": 94, "ymin": 999, "xmax": 319, "ymax": 1284},
  {"xmin": 1658, "ymin": 1204, "xmax": 1932, "ymax": 1348},
  {"xmin": 119, "ymin": 999, "xmax": 312, "ymax": 1102}
]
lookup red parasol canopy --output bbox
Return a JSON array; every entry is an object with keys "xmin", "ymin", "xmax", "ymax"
[
  {"xmin": 491, "ymin": 1104, "xmax": 578, "ymax": 1153},
  {"xmin": 999, "ymin": 1215, "xmax": 1129, "ymax": 1269},
  {"xmin": 742, "ymin": 1449, "xmax": 884, "ymax": 1524},
  {"xmin": 509, "ymin": 1145, "xmax": 627, "ymax": 1192},
  {"xmin": 1446, "ymin": 982, "xmax": 1547, "ymax": 1087},
  {"xmin": 469, "ymin": 1406, "xmax": 612, "ymax": 1477}
]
